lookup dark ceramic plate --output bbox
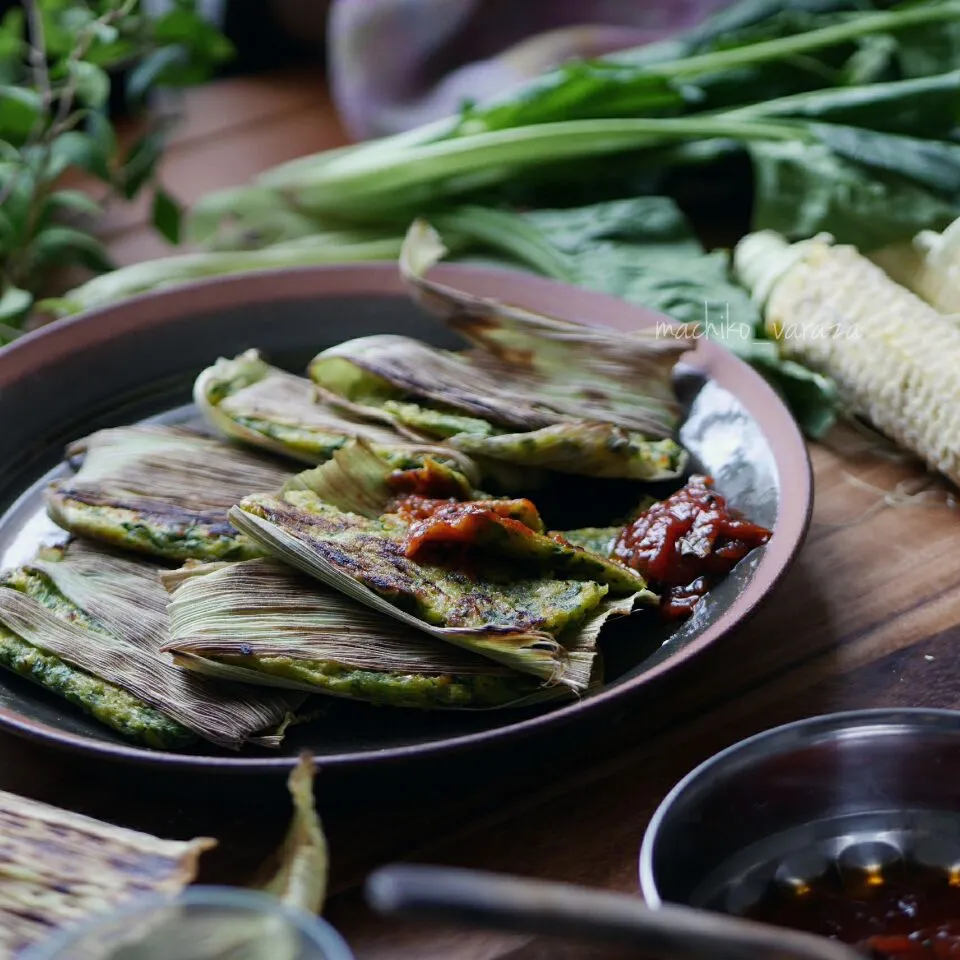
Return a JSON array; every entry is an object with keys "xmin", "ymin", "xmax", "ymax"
[{"xmin": 0, "ymin": 264, "xmax": 811, "ymax": 772}]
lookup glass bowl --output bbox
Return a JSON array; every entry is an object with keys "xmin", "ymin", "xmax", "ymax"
[{"xmin": 20, "ymin": 886, "xmax": 354, "ymax": 960}]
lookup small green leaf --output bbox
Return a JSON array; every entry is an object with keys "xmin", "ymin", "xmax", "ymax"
[
  {"xmin": 0, "ymin": 323, "xmax": 27, "ymax": 345},
  {"xmin": 68, "ymin": 61, "xmax": 110, "ymax": 110},
  {"xmin": 127, "ymin": 46, "xmax": 187, "ymax": 103},
  {"xmin": 90, "ymin": 21, "xmax": 120, "ymax": 45},
  {"xmin": 121, "ymin": 127, "xmax": 168, "ymax": 199},
  {"xmin": 153, "ymin": 9, "xmax": 235, "ymax": 62},
  {"xmin": 60, "ymin": 5, "xmax": 95, "ymax": 34},
  {"xmin": 151, "ymin": 187, "xmax": 182, "ymax": 244},
  {"xmin": 86, "ymin": 110, "xmax": 117, "ymax": 166},
  {"xmin": 47, "ymin": 130, "xmax": 111, "ymax": 182},
  {"xmin": 0, "ymin": 161, "xmax": 37, "ymax": 237},
  {"xmin": 0, "ymin": 284, "xmax": 33, "ymax": 322},
  {"xmin": 29, "ymin": 227, "xmax": 115, "ymax": 273},
  {"xmin": 85, "ymin": 38, "xmax": 138, "ymax": 68},
  {"xmin": 39, "ymin": 3, "xmax": 73, "ymax": 60},
  {"xmin": 44, "ymin": 189, "xmax": 104, "ymax": 220},
  {"xmin": 0, "ymin": 86, "xmax": 43, "ymax": 142}
]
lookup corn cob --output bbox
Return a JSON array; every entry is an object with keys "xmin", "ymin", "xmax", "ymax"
[
  {"xmin": 870, "ymin": 217, "xmax": 960, "ymax": 317},
  {"xmin": 734, "ymin": 230, "xmax": 960, "ymax": 487}
]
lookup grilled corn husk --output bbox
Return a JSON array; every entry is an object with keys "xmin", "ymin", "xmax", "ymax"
[
  {"xmin": 0, "ymin": 789, "xmax": 214, "ymax": 958},
  {"xmin": 0, "ymin": 542, "xmax": 303, "ymax": 748},
  {"xmin": 195, "ymin": 349, "xmax": 480, "ymax": 480},
  {"xmin": 735, "ymin": 230, "xmax": 960, "ymax": 486},
  {"xmin": 163, "ymin": 557, "xmax": 575, "ymax": 709},
  {"xmin": 46, "ymin": 425, "xmax": 290, "ymax": 563}
]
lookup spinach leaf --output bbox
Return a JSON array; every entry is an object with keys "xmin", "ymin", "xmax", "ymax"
[
  {"xmin": 516, "ymin": 198, "xmax": 754, "ymax": 328},
  {"xmin": 752, "ymin": 357, "xmax": 841, "ymax": 437},
  {"xmin": 613, "ymin": 0, "xmax": 875, "ymax": 67},
  {"xmin": 451, "ymin": 0, "xmax": 892, "ymax": 136},
  {"xmin": 748, "ymin": 139, "xmax": 958, "ymax": 248},
  {"xmin": 521, "ymin": 196, "xmax": 700, "ymax": 251},
  {"xmin": 734, "ymin": 70, "xmax": 960, "ymax": 136},
  {"xmin": 894, "ymin": 12, "xmax": 960, "ymax": 78},
  {"xmin": 808, "ymin": 122, "xmax": 960, "ymax": 200},
  {"xmin": 455, "ymin": 69, "xmax": 691, "ymax": 134}
]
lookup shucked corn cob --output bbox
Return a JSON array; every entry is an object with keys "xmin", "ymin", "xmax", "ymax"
[
  {"xmin": 734, "ymin": 230, "xmax": 960, "ymax": 487},
  {"xmin": 870, "ymin": 217, "xmax": 960, "ymax": 317}
]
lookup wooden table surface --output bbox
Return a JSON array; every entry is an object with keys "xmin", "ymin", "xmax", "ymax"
[{"xmin": 11, "ymin": 66, "xmax": 960, "ymax": 960}]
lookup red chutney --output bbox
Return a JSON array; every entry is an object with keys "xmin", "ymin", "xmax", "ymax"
[
  {"xmin": 393, "ymin": 496, "xmax": 543, "ymax": 563},
  {"xmin": 386, "ymin": 461, "xmax": 470, "ymax": 500},
  {"xmin": 612, "ymin": 475, "xmax": 771, "ymax": 619}
]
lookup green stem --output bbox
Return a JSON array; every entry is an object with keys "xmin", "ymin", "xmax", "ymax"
[
  {"xmin": 289, "ymin": 118, "xmax": 806, "ymax": 211},
  {"xmin": 44, "ymin": 236, "xmax": 410, "ymax": 316},
  {"xmin": 644, "ymin": 3, "xmax": 960, "ymax": 79},
  {"xmin": 721, "ymin": 69, "xmax": 960, "ymax": 121}
]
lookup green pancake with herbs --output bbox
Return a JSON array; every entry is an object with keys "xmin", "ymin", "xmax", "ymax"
[
  {"xmin": 46, "ymin": 425, "xmax": 292, "ymax": 563},
  {"xmin": 0, "ymin": 542, "xmax": 302, "ymax": 749},
  {"xmin": 195, "ymin": 349, "xmax": 480, "ymax": 479},
  {"xmin": 228, "ymin": 442, "xmax": 654, "ymax": 689},
  {"xmin": 163, "ymin": 557, "xmax": 592, "ymax": 710}
]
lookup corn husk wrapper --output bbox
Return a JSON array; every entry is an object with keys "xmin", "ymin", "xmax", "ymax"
[
  {"xmin": 162, "ymin": 557, "xmax": 592, "ymax": 709},
  {"xmin": 195, "ymin": 349, "xmax": 480, "ymax": 483},
  {"xmin": 309, "ymin": 220, "xmax": 690, "ymax": 440},
  {"xmin": 0, "ymin": 760, "xmax": 330, "ymax": 960},
  {"xmin": 0, "ymin": 787, "xmax": 215, "ymax": 958},
  {"xmin": 261, "ymin": 754, "xmax": 329, "ymax": 914},
  {"xmin": 0, "ymin": 542, "xmax": 303, "ymax": 749},
  {"xmin": 282, "ymin": 446, "xmax": 478, "ymax": 517},
  {"xmin": 46, "ymin": 425, "xmax": 291, "ymax": 563},
  {"xmin": 230, "ymin": 443, "xmax": 648, "ymax": 690}
]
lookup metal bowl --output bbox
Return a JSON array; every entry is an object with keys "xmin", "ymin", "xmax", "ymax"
[{"xmin": 639, "ymin": 709, "xmax": 960, "ymax": 916}]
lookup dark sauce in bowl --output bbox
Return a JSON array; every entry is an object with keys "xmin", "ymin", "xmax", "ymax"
[{"xmin": 742, "ymin": 845, "xmax": 960, "ymax": 959}]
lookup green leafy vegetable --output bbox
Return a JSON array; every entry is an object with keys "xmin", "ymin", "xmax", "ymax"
[
  {"xmin": 151, "ymin": 186, "xmax": 182, "ymax": 244},
  {"xmin": 748, "ymin": 139, "xmax": 959, "ymax": 249},
  {"xmin": 0, "ymin": 0, "xmax": 233, "ymax": 344},
  {"xmin": 34, "ymin": 0, "xmax": 960, "ymax": 441}
]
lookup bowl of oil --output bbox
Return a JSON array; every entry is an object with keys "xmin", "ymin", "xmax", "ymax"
[{"xmin": 639, "ymin": 709, "xmax": 960, "ymax": 959}]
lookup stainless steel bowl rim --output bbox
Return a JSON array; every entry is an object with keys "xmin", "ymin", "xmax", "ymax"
[{"xmin": 638, "ymin": 707, "xmax": 960, "ymax": 905}]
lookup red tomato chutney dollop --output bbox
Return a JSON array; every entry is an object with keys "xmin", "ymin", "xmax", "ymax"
[
  {"xmin": 612, "ymin": 474, "xmax": 772, "ymax": 619},
  {"xmin": 393, "ymin": 496, "xmax": 543, "ymax": 563},
  {"xmin": 386, "ymin": 461, "xmax": 472, "ymax": 500}
]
